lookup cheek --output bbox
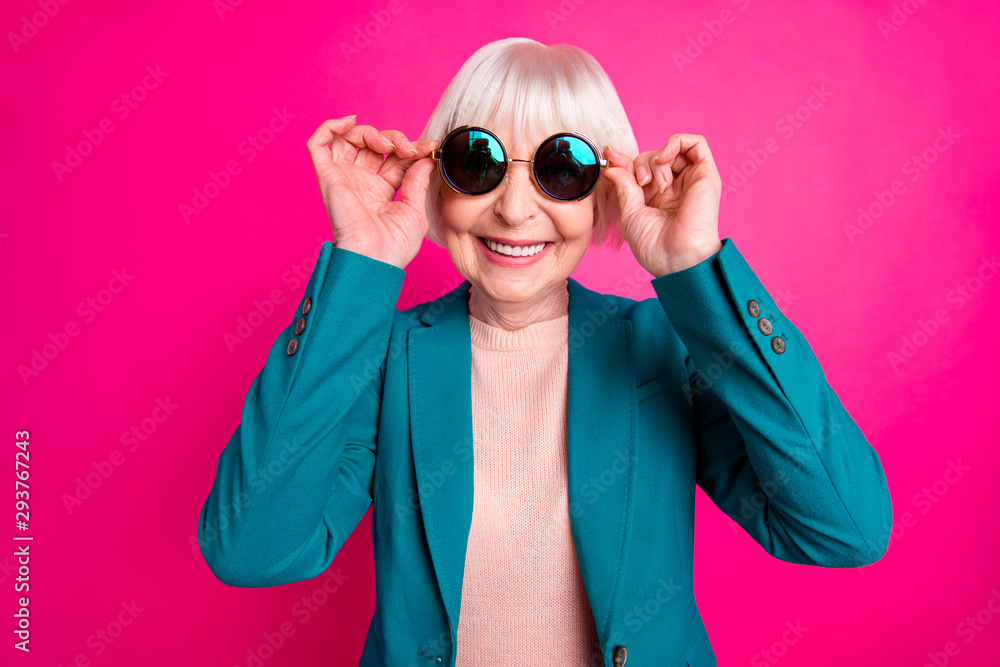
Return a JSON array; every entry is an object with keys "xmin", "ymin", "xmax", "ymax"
[
  {"xmin": 439, "ymin": 192, "xmax": 481, "ymax": 236},
  {"xmin": 560, "ymin": 203, "xmax": 596, "ymax": 241}
]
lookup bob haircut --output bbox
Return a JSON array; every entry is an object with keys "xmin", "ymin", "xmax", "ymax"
[{"xmin": 418, "ymin": 38, "xmax": 640, "ymax": 252}]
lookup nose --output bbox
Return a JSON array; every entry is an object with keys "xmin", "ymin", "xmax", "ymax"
[{"xmin": 491, "ymin": 161, "xmax": 541, "ymax": 226}]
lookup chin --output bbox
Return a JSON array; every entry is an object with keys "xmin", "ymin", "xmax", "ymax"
[{"xmin": 474, "ymin": 279, "xmax": 539, "ymax": 303}]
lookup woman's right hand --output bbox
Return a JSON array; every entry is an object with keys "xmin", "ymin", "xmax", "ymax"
[{"xmin": 307, "ymin": 116, "xmax": 439, "ymax": 269}]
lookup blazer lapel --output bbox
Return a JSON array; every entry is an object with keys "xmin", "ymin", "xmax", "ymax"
[
  {"xmin": 407, "ymin": 276, "xmax": 637, "ymax": 643},
  {"xmin": 565, "ymin": 277, "xmax": 637, "ymax": 641},
  {"xmin": 407, "ymin": 279, "xmax": 475, "ymax": 631}
]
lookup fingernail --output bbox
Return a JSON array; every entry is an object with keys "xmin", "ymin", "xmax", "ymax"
[{"xmin": 345, "ymin": 114, "xmax": 357, "ymax": 121}]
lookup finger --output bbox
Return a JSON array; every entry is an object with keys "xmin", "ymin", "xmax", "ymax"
[
  {"xmin": 653, "ymin": 135, "xmax": 721, "ymax": 194},
  {"xmin": 379, "ymin": 129, "xmax": 419, "ymax": 158},
  {"xmin": 369, "ymin": 130, "xmax": 430, "ymax": 180},
  {"xmin": 652, "ymin": 134, "xmax": 717, "ymax": 174},
  {"xmin": 627, "ymin": 149, "xmax": 670, "ymax": 202},
  {"xmin": 633, "ymin": 150, "xmax": 658, "ymax": 187},
  {"xmin": 412, "ymin": 138, "xmax": 440, "ymax": 158},
  {"xmin": 397, "ymin": 157, "xmax": 437, "ymax": 229},
  {"xmin": 355, "ymin": 145, "xmax": 386, "ymax": 172},
  {"xmin": 343, "ymin": 124, "xmax": 398, "ymax": 172},
  {"xmin": 311, "ymin": 120, "xmax": 395, "ymax": 172},
  {"xmin": 602, "ymin": 146, "xmax": 646, "ymax": 221},
  {"xmin": 659, "ymin": 153, "xmax": 692, "ymax": 172},
  {"xmin": 649, "ymin": 151, "xmax": 676, "ymax": 195},
  {"xmin": 306, "ymin": 116, "xmax": 358, "ymax": 175},
  {"xmin": 339, "ymin": 123, "xmax": 396, "ymax": 157},
  {"xmin": 606, "ymin": 145, "xmax": 638, "ymax": 180},
  {"xmin": 379, "ymin": 139, "xmax": 439, "ymax": 192}
]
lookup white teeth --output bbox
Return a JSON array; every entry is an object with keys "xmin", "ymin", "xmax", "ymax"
[{"xmin": 484, "ymin": 238, "xmax": 547, "ymax": 257}]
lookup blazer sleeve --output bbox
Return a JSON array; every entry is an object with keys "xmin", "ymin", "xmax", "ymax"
[
  {"xmin": 650, "ymin": 237, "xmax": 893, "ymax": 567},
  {"xmin": 197, "ymin": 242, "xmax": 405, "ymax": 587}
]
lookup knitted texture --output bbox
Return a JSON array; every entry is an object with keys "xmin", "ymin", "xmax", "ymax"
[{"xmin": 455, "ymin": 309, "xmax": 602, "ymax": 666}]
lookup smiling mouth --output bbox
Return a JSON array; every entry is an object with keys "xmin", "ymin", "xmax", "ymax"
[{"xmin": 478, "ymin": 236, "xmax": 552, "ymax": 258}]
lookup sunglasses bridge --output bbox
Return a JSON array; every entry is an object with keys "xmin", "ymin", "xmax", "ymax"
[{"xmin": 432, "ymin": 126, "xmax": 607, "ymax": 201}]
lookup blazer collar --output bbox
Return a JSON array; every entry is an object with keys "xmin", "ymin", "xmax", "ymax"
[{"xmin": 407, "ymin": 276, "xmax": 637, "ymax": 646}]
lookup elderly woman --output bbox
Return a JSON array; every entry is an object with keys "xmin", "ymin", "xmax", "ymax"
[{"xmin": 198, "ymin": 37, "xmax": 892, "ymax": 667}]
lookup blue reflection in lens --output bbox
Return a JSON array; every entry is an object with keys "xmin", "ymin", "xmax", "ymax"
[
  {"xmin": 462, "ymin": 131, "xmax": 504, "ymax": 189},
  {"xmin": 536, "ymin": 135, "xmax": 599, "ymax": 200}
]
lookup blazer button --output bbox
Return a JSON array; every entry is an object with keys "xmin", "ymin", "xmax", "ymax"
[
  {"xmin": 295, "ymin": 317, "xmax": 306, "ymax": 335},
  {"xmin": 758, "ymin": 317, "xmax": 773, "ymax": 335},
  {"xmin": 613, "ymin": 645, "xmax": 627, "ymax": 666},
  {"xmin": 302, "ymin": 297, "xmax": 313, "ymax": 315},
  {"xmin": 771, "ymin": 336, "xmax": 785, "ymax": 354},
  {"xmin": 747, "ymin": 299, "xmax": 760, "ymax": 317},
  {"xmin": 286, "ymin": 338, "xmax": 299, "ymax": 355}
]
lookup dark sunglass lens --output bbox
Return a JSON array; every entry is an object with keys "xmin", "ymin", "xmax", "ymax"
[
  {"xmin": 441, "ymin": 129, "xmax": 505, "ymax": 194},
  {"xmin": 535, "ymin": 135, "xmax": 600, "ymax": 200}
]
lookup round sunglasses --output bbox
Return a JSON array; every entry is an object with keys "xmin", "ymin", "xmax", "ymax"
[{"xmin": 430, "ymin": 125, "xmax": 608, "ymax": 201}]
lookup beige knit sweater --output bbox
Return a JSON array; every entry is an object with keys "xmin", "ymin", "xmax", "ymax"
[{"xmin": 454, "ymin": 301, "xmax": 602, "ymax": 666}]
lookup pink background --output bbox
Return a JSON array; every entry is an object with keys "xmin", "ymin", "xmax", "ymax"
[{"xmin": 2, "ymin": 1, "xmax": 998, "ymax": 665}]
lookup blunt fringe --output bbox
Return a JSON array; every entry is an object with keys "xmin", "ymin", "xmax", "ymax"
[{"xmin": 418, "ymin": 38, "xmax": 639, "ymax": 252}]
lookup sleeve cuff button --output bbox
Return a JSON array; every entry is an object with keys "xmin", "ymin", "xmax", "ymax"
[
  {"xmin": 771, "ymin": 336, "xmax": 785, "ymax": 354},
  {"xmin": 286, "ymin": 338, "xmax": 299, "ymax": 355}
]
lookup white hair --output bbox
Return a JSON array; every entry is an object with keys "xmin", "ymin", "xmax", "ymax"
[{"xmin": 418, "ymin": 37, "xmax": 639, "ymax": 252}]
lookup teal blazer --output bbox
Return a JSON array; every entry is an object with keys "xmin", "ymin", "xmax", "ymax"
[{"xmin": 198, "ymin": 238, "xmax": 892, "ymax": 666}]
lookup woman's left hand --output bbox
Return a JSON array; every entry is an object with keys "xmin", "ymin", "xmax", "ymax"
[{"xmin": 602, "ymin": 134, "xmax": 723, "ymax": 277}]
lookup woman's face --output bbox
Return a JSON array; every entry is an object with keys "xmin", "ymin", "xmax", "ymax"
[{"xmin": 437, "ymin": 124, "xmax": 596, "ymax": 307}]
